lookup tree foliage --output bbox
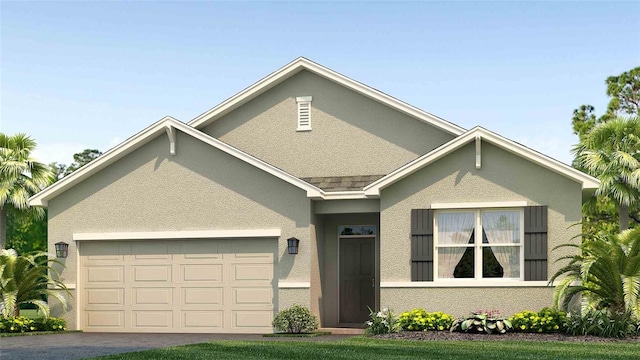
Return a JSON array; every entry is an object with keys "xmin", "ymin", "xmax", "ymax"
[
  {"xmin": 572, "ymin": 66, "xmax": 640, "ymax": 234},
  {"xmin": 0, "ymin": 249, "xmax": 69, "ymax": 318},
  {"xmin": 0, "ymin": 133, "xmax": 53, "ymax": 249},
  {"xmin": 550, "ymin": 228, "xmax": 640, "ymax": 320}
]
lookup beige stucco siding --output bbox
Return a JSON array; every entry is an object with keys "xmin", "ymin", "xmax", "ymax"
[
  {"xmin": 379, "ymin": 141, "xmax": 583, "ymax": 317},
  {"xmin": 203, "ymin": 70, "xmax": 455, "ymax": 177},
  {"xmin": 48, "ymin": 131, "xmax": 312, "ymax": 329}
]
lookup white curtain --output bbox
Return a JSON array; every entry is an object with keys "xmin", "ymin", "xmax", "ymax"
[
  {"xmin": 438, "ymin": 212, "xmax": 474, "ymax": 278},
  {"xmin": 482, "ymin": 211, "xmax": 520, "ymax": 278}
]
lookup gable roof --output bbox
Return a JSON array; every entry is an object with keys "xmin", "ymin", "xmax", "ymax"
[
  {"xmin": 28, "ymin": 117, "xmax": 324, "ymax": 207},
  {"xmin": 188, "ymin": 57, "xmax": 466, "ymax": 136},
  {"xmin": 302, "ymin": 175, "xmax": 385, "ymax": 191},
  {"xmin": 362, "ymin": 126, "xmax": 600, "ymax": 198}
]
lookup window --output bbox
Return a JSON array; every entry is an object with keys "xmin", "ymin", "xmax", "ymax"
[
  {"xmin": 296, "ymin": 96, "xmax": 312, "ymax": 131},
  {"xmin": 435, "ymin": 209, "xmax": 523, "ymax": 280}
]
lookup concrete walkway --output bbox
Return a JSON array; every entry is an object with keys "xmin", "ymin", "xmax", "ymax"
[{"xmin": 0, "ymin": 332, "xmax": 355, "ymax": 360}]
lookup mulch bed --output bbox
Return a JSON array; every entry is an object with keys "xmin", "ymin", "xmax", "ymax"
[{"xmin": 375, "ymin": 331, "xmax": 640, "ymax": 343}]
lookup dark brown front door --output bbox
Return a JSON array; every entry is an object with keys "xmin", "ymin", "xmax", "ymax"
[{"xmin": 339, "ymin": 237, "xmax": 375, "ymax": 325}]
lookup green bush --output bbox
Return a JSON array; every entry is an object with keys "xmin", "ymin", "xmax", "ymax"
[
  {"xmin": 398, "ymin": 309, "xmax": 454, "ymax": 331},
  {"xmin": 510, "ymin": 308, "xmax": 567, "ymax": 333},
  {"xmin": 364, "ymin": 307, "xmax": 399, "ymax": 335},
  {"xmin": 272, "ymin": 304, "xmax": 318, "ymax": 334},
  {"xmin": 0, "ymin": 316, "xmax": 66, "ymax": 333},
  {"xmin": 450, "ymin": 310, "xmax": 512, "ymax": 334},
  {"xmin": 565, "ymin": 310, "xmax": 638, "ymax": 338}
]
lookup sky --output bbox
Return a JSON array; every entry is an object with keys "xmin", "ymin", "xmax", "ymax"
[{"xmin": 1, "ymin": 1, "xmax": 639, "ymax": 166}]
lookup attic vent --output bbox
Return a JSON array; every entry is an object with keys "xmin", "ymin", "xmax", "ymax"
[{"xmin": 296, "ymin": 96, "xmax": 312, "ymax": 131}]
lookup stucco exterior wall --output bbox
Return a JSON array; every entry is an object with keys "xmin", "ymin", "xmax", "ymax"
[
  {"xmin": 47, "ymin": 131, "xmax": 312, "ymax": 329},
  {"xmin": 378, "ymin": 141, "xmax": 583, "ymax": 317},
  {"xmin": 203, "ymin": 70, "xmax": 455, "ymax": 177}
]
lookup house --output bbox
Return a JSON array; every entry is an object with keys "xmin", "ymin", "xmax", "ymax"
[{"xmin": 29, "ymin": 57, "xmax": 599, "ymax": 333}]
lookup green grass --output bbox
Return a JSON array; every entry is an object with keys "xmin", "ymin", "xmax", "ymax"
[
  {"xmin": 263, "ymin": 331, "xmax": 332, "ymax": 337},
  {"xmin": 89, "ymin": 336, "xmax": 640, "ymax": 360},
  {"xmin": 18, "ymin": 309, "xmax": 41, "ymax": 319},
  {"xmin": 0, "ymin": 330, "xmax": 81, "ymax": 337}
]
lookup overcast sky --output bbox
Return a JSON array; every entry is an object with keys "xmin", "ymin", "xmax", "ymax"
[{"xmin": 1, "ymin": 1, "xmax": 639, "ymax": 166}]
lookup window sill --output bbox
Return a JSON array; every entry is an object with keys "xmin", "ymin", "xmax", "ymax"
[{"xmin": 380, "ymin": 281, "xmax": 551, "ymax": 288}]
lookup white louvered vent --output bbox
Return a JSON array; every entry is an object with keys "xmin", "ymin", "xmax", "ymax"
[{"xmin": 296, "ymin": 96, "xmax": 312, "ymax": 131}]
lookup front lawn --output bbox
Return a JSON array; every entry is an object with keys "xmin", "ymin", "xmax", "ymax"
[{"xmin": 90, "ymin": 336, "xmax": 639, "ymax": 360}]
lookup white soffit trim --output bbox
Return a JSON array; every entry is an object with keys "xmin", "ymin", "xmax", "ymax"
[
  {"xmin": 431, "ymin": 201, "xmax": 528, "ymax": 209},
  {"xmin": 188, "ymin": 57, "xmax": 465, "ymax": 136},
  {"xmin": 28, "ymin": 117, "xmax": 323, "ymax": 207},
  {"xmin": 364, "ymin": 127, "xmax": 600, "ymax": 196},
  {"xmin": 73, "ymin": 229, "xmax": 282, "ymax": 241}
]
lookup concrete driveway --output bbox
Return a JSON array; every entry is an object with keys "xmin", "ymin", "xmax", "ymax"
[{"xmin": 0, "ymin": 332, "xmax": 354, "ymax": 360}]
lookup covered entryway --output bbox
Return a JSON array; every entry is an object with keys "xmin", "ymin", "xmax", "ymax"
[
  {"xmin": 339, "ymin": 235, "xmax": 375, "ymax": 325},
  {"xmin": 79, "ymin": 238, "xmax": 276, "ymax": 333}
]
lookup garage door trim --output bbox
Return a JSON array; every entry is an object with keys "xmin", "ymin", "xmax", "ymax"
[{"xmin": 73, "ymin": 229, "xmax": 281, "ymax": 241}]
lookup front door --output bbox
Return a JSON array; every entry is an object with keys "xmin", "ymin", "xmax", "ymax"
[{"xmin": 339, "ymin": 236, "xmax": 375, "ymax": 325}]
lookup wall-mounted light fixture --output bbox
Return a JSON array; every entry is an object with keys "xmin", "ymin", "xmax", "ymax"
[
  {"xmin": 55, "ymin": 242, "xmax": 69, "ymax": 258},
  {"xmin": 287, "ymin": 237, "xmax": 300, "ymax": 255}
]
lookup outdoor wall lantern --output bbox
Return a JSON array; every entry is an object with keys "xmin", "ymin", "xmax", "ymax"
[
  {"xmin": 55, "ymin": 241, "xmax": 69, "ymax": 258},
  {"xmin": 287, "ymin": 237, "xmax": 300, "ymax": 255}
]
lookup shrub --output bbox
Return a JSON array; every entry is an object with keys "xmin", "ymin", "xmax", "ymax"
[
  {"xmin": 510, "ymin": 308, "xmax": 567, "ymax": 333},
  {"xmin": 364, "ymin": 307, "xmax": 399, "ymax": 335},
  {"xmin": 450, "ymin": 310, "xmax": 512, "ymax": 334},
  {"xmin": 272, "ymin": 304, "xmax": 318, "ymax": 334},
  {"xmin": 398, "ymin": 309, "xmax": 454, "ymax": 331},
  {"xmin": 565, "ymin": 309, "xmax": 638, "ymax": 338},
  {"xmin": 0, "ymin": 316, "xmax": 65, "ymax": 333},
  {"xmin": 32, "ymin": 317, "xmax": 66, "ymax": 332}
]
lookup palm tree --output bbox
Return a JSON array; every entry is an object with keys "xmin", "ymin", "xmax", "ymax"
[
  {"xmin": 0, "ymin": 133, "xmax": 53, "ymax": 249},
  {"xmin": 573, "ymin": 116, "xmax": 640, "ymax": 231},
  {"xmin": 0, "ymin": 249, "xmax": 69, "ymax": 317},
  {"xmin": 550, "ymin": 228, "xmax": 640, "ymax": 319}
]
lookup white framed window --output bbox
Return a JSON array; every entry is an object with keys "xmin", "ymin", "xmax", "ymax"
[
  {"xmin": 296, "ymin": 96, "xmax": 312, "ymax": 131},
  {"xmin": 434, "ymin": 208, "xmax": 524, "ymax": 281}
]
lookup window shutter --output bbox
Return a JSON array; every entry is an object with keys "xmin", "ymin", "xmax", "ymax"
[
  {"xmin": 296, "ymin": 96, "xmax": 312, "ymax": 131},
  {"xmin": 411, "ymin": 209, "xmax": 434, "ymax": 281},
  {"xmin": 524, "ymin": 206, "xmax": 548, "ymax": 281}
]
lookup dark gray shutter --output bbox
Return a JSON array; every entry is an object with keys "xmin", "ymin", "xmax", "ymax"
[
  {"xmin": 411, "ymin": 209, "xmax": 434, "ymax": 281},
  {"xmin": 524, "ymin": 206, "xmax": 548, "ymax": 281}
]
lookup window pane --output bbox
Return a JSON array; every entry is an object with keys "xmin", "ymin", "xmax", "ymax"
[
  {"xmin": 439, "ymin": 247, "xmax": 473, "ymax": 278},
  {"xmin": 339, "ymin": 226, "xmax": 376, "ymax": 235},
  {"xmin": 482, "ymin": 210, "xmax": 520, "ymax": 244},
  {"xmin": 484, "ymin": 246, "xmax": 520, "ymax": 278},
  {"xmin": 437, "ymin": 212, "xmax": 475, "ymax": 245}
]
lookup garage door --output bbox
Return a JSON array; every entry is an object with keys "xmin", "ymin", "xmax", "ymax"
[{"xmin": 80, "ymin": 239, "xmax": 276, "ymax": 333}]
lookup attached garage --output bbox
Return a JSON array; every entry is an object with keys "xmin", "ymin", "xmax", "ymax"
[{"xmin": 78, "ymin": 237, "xmax": 277, "ymax": 333}]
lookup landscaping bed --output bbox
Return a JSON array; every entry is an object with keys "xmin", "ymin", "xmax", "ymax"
[{"xmin": 376, "ymin": 330, "xmax": 640, "ymax": 343}]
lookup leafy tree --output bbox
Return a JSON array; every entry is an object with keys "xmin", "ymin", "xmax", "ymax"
[
  {"xmin": 550, "ymin": 228, "xmax": 640, "ymax": 320},
  {"xmin": 573, "ymin": 116, "xmax": 640, "ymax": 231},
  {"xmin": 0, "ymin": 249, "xmax": 69, "ymax": 318},
  {"xmin": 6, "ymin": 208, "xmax": 47, "ymax": 255},
  {"xmin": 0, "ymin": 133, "xmax": 53, "ymax": 249},
  {"xmin": 572, "ymin": 67, "xmax": 640, "ymax": 234},
  {"xmin": 63, "ymin": 149, "xmax": 101, "ymax": 177}
]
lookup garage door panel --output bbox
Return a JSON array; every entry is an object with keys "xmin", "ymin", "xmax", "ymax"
[
  {"xmin": 233, "ymin": 264, "xmax": 273, "ymax": 281},
  {"xmin": 181, "ymin": 241, "xmax": 222, "ymax": 259},
  {"xmin": 86, "ymin": 311, "xmax": 124, "ymax": 328},
  {"xmin": 132, "ymin": 242, "xmax": 172, "ymax": 260},
  {"xmin": 181, "ymin": 264, "xmax": 223, "ymax": 282},
  {"xmin": 133, "ymin": 310, "xmax": 173, "ymax": 328},
  {"xmin": 233, "ymin": 287, "xmax": 272, "ymax": 306},
  {"xmin": 233, "ymin": 311, "xmax": 273, "ymax": 328},
  {"xmin": 132, "ymin": 265, "xmax": 172, "ymax": 282},
  {"xmin": 81, "ymin": 239, "xmax": 275, "ymax": 333},
  {"xmin": 86, "ymin": 266, "xmax": 124, "ymax": 283},
  {"xmin": 86, "ymin": 288, "xmax": 124, "ymax": 306},
  {"xmin": 182, "ymin": 287, "xmax": 223, "ymax": 305},
  {"xmin": 182, "ymin": 311, "xmax": 224, "ymax": 328},
  {"xmin": 132, "ymin": 288, "xmax": 173, "ymax": 305}
]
